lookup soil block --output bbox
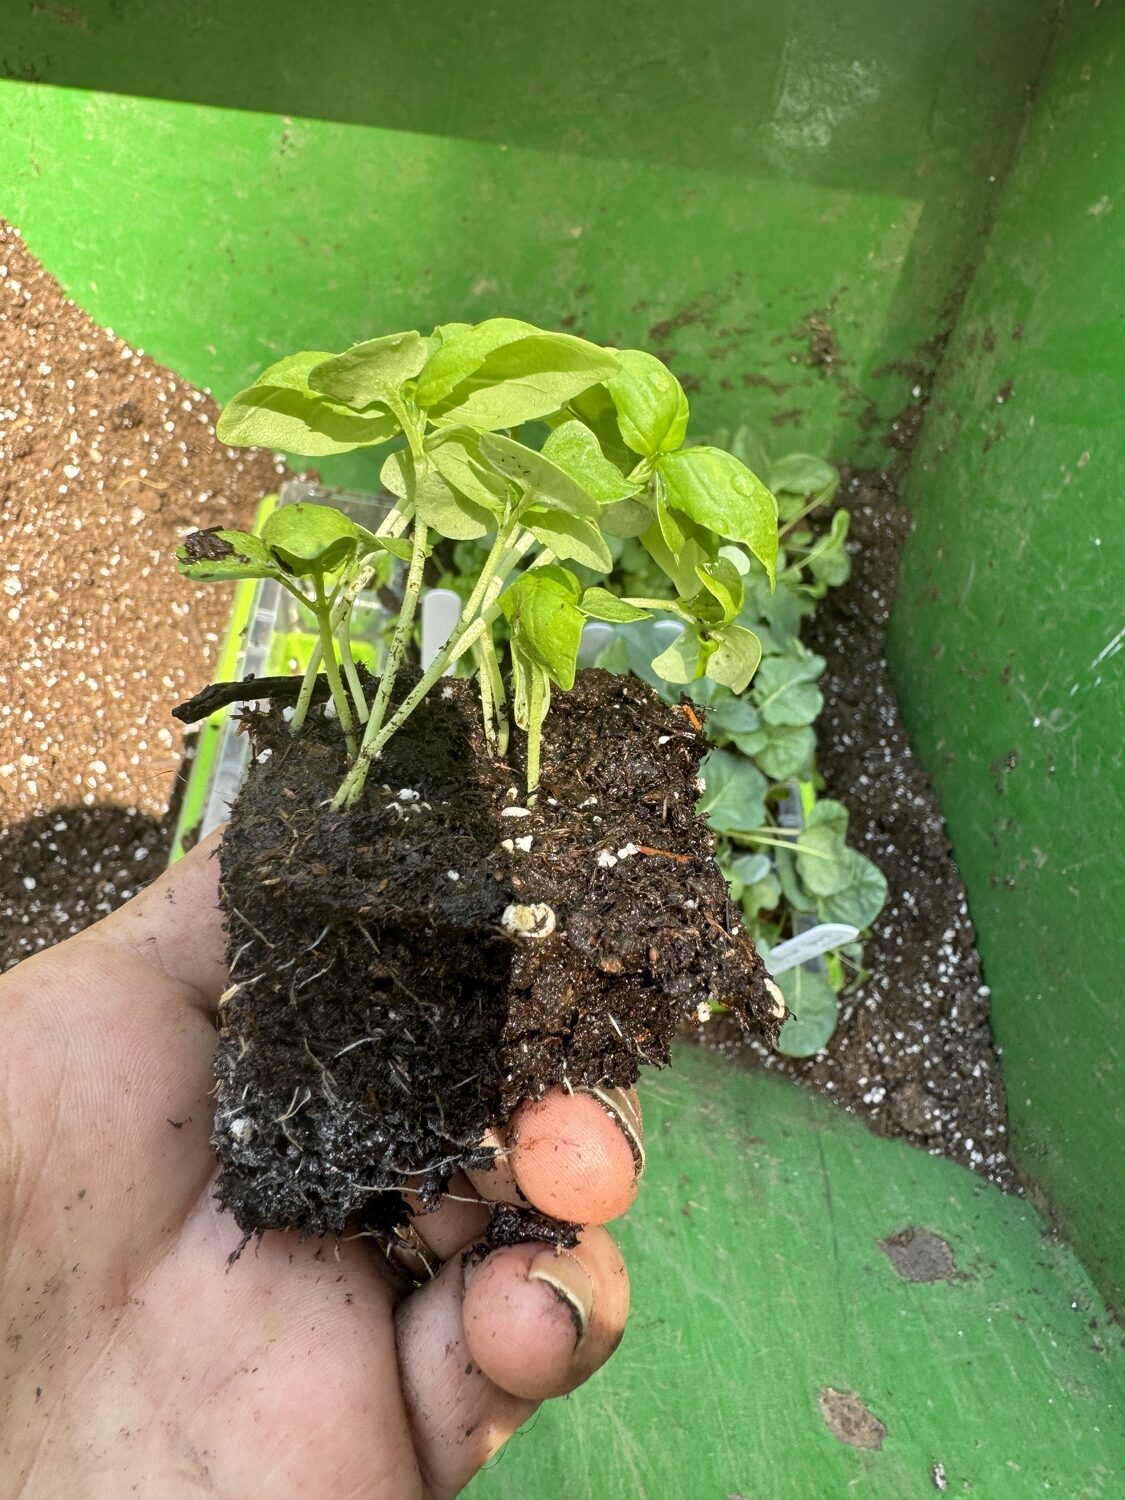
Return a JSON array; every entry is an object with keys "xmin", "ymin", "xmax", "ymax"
[{"xmin": 212, "ymin": 668, "xmax": 781, "ymax": 1238}]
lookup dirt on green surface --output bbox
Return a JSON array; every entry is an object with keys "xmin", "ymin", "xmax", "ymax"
[{"xmin": 203, "ymin": 668, "xmax": 781, "ymax": 1237}]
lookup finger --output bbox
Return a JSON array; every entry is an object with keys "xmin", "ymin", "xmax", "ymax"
[
  {"xmin": 463, "ymin": 1226, "xmax": 629, "ymax": 1398},
  {"xmin": 463, "ymin": 1127, "xmax": 527, "ymax": 1207},
  {"xmin": 508, "ymin": 1087, "xmax": 643, "ymax": 1224},
  {"xmin": 395, "ymin": 1226, "xmax": 629, "ymax": 1500},
  {"xmin": 98, "ymin": 827, "xmax": 227, "ymax": 1011},
  {"xmin": 407, "ymin": 1172, "xmax": 491, "ymax": 1260}
]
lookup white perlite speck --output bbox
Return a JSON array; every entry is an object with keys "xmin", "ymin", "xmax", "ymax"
[
  {"xmin": 397, "ymin": 788, "xmax": 420, "ymax": 802},
  {"xmin": 596, "ymin": 849, "xmax": 618, "ymax": 869},
  {"xmin": 229, "ymin": 1118, "xmax": 254, "ymax": 1145},
  {"xmin": 514, "ymin": 834, "xmax": 534, "ymax": 853},
  {"xmin": 501, "ymin": 902, "xmax": 557, "ymax": 939},
  {"xmin": 500, "ymin": 805, "xmax": 531, "ymax": 818}
]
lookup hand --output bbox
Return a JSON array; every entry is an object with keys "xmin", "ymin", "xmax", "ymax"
[{"xmin": 0, "ymin": 833, "xmax": 639, "ymax": 1498}]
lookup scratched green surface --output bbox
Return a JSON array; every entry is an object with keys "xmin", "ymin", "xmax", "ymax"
[
  {"xmin": 470, "ymin": 1046, "xmax": 1124, "ymax": 1500},
  {"xmin": 890, "ymin": 3, "xmax": 1125, "ymax": 1310},
  {"xmin": 0, "ymin": 0, "xmax": 1056, "ymax": 475}
]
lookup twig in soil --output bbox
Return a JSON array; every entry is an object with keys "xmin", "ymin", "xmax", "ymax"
[
  {"xmin": 172, "ymin": 674, "xmax": 332, "ymax": 725},
  {"xmin": 679, "ymin": 702, "xmax": 704, "ymax": 733},
  {"xmin": 635, "ymin": 844, "xmax": 693, "ymax": 863}
]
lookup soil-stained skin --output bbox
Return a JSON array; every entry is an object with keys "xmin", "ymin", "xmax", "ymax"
[{"xmin": 213, "ymin": 669, "xmax": 780, "ymax": 1238}]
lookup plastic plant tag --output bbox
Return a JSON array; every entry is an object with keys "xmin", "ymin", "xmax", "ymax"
[
  {"xmin": 768, "ymin": 923, "xmax": 860, "ymax": 975},
  {"xmin": 420, "ymin": 588, "xmax": 463, "ymax": 672}
]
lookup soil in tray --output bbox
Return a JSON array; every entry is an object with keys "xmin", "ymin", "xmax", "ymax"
[
  {"xmin": 209, "ymin": 668, "xmax": 780, "ymax": 1237},
  {"xmin": 707, "ymin": 467, "xmax": 1016, "ymax": 1189},
  {"xmin": 0, "ymin": 219, "xmax": 290, "ymax": 970}
]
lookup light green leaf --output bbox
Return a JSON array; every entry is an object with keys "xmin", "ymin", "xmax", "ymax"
[
  {"xmin": 741, "ymin": 872, "xmax": 782, "ymax": 922},
  {"xmin": 426, "ymin": 430, "xmax": 509, "ymax": 513},
  {"xmin": 216, "ymin": 352, "xmax": 399, "ymax": 456},
  {"xmin": 381, "ymin": 450, "xmax": 494, "ymax": 541},
  {"xmin": 260, "ymin": 503, "xmax": 363, "ymax": 577},
  {"xmin": 769, "ymin": 452, "xmax": 838, "ymax": 504},
  {"xmin": 358, "ymin": 533, "xmax": 412, "ymax": 563},
  {"xmin": 807, "ymin": 507, "xmax": 851, "ymax": 587},
  {"xmin": 752, "ymin": 653, "xmax": 825, "ymax": 727},
  {"xmin": 641, "ymin": 515, "xmax": 714, "ymax": 599},
  {"xmin": 796, "ymin": 799, "xmax": 853, "ymax": 897},
  {"xmin": 723, "ymin": 850, "xmax": 771, "ymax": 896},
  {"xmin": 542, "ymin": 420, "xmax": 641, "ymax": 502},
  {"xmin": 658, "ymin": 446, "xmax": 779, "ymax": 585},
  {"xmin": 705, "ymin": 625, "xmax": 763, "ymax": 693},
  {"xmin": 479, "ymin": 433, "xmax": 599, "ymax": 517},
  {"xmin": 566, "ymin": 381, "xmax": 641, "ymax": 472},
  {"xmin": 499, "ymin": 565, "xmax": 585, "ymax": 690},
  {"xmin": 696, "ymin": 749, "xmax": 768, "ymax": 836},
  {"xmin": 606, "ymin": 348, "xmax": 689, "ymax": 456},
  {"xmin": 523, "ymin": 506, "xmax": 613, "ymax": 571},
  {"xmin": 420, "ymin": 320, "xmax": 619, "ymax": 429},
  {"xmin": 775, "ymin": 967, "xmax": 839, "ymax": 1057},
  {"xmin": 308, "ymin": 331, "xmax": 429, "ymax": 409},
  {"xmin": 745, "ymin": 721, "xmax": 816, "ymax": 780},
  {"xmin": 579, "ymin": 587, "xmax": 652, "ymax": 623},
  {"xmin": 177, "ymin": 527, "xmax": 282, "ymax": 583},
  {"xmin": 692, "ymin": 556, "xmax": 745, "ymax": 628},
  {"xmin": 775, "ymin": 848, "xmax": 817, "ymax": 913},
  {"xmin": 651, "ymin": 628, "xmax": 705, "ymax": 685},
  {"xmin": 705, "ymin": 694, "xmax": 761, "ymax": 750},
  {"xmin": 819, "ymin": 850, "xmax": 888, "ymax": 930},
  {"xmin": 599, "ymin": 496, "xmax": 656, "ymax": 538}
]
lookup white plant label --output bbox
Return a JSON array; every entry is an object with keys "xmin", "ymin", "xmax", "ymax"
[{"xmin": 768, "ymin": 923, "xmax": 859, "ymax": 975}]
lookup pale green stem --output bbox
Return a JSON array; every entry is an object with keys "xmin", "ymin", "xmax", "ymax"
[
  {"xmin": 525, "ymin": 669, "xmax": 548, "ymax": 797},
  {"xmin": 778, "ymin": 491, "xmax": 828, "ymax": 541},
  {"xmin": 480, "ymin": 630, "xmax": 509, "ymax": 756},
  {"xmin": 743, "ymin": 832, "xmax": 828, "ymax": 857},
  {"xmin": 338, "ymin": 611, "xmax": 369, "ymax": 724},
  {"xmin": 313, "ymin": 573, "xmax": 359, "ymax": 759},
  {"xmin": 361, "ymin": 521, "xmax": 429, "ymax": 744},
  {"xmin": 475, "ymin": 640, "xmax": 498, "ymax": 751}
]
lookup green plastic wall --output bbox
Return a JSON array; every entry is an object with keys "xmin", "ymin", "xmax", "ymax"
[
  {"xmin": 890, "ymin": 1, "xmax": 1125, "ymax": 1310},
  {"xmin": 1, "ymin": 0, "xmax": 1056, "ymax": 487}
]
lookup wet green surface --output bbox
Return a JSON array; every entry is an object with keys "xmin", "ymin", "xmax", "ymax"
[
  {"xmin": 890, "ymin": 1, "xmax": 1125, "ymax": 1311},
  {"xmin": 471, "ymin": 1046, "xmax": 1124, "ymax": 1500}
]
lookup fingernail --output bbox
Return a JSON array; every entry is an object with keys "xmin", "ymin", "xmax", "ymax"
[
  {"xmin": 528, "ymin": 1248, "xmax": 595, "ymax": 1345},
  {"xmin": 578, "ymin": 1085, "xmax": 645, "ymax": 1175}
]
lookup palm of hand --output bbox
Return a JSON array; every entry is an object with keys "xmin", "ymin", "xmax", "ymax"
[{"xmin": 0, "ymin": 840, "xmax": 634, "ymax": 1499}]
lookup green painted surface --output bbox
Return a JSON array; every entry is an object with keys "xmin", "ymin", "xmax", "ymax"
[
  {"xmin": 0, "ymin": 1, "xmax": 1055, "ymax": 479},
  {"xmin": 471, "ymin": 1046, "xmax": 1124, "ymax": 1499},
  {"xmin": 889, "ymin": 4, "xmax": 1125, "ymax": 1310}
]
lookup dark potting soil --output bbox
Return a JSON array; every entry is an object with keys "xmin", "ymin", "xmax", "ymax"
[
  {"xmin": 209, "ymin": 668, "xmax": 782, "ymax": 1238},
  {"xmin": 0, "ymin": 220, "xmax": 289, "ymax": 971},
  {"xmin": 707, "ymin": 469, "xmax": 1016, "ymax": 1189}
]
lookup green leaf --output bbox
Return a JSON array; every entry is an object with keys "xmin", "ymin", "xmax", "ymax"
[
  {"xmin": 523, "ymin": 506, "xmax": 613, "ymax": 571},
  {"xmin": 381, "ymin": 450, "xmax": 494, "ymax": 540},
  {"xmin": 177, "ymin": 527, "xmax": 282, "ymax": 583},
  {"xmin": 542, "ymin": 420, "xmax": 641, "ymax": 502},
  {"xmin": 705, "ymin": 625, "xmax": 763, "ymax": 693},
  {"xmin": 819, "ymin": 850, "xmax": 888, "ymax": 930},
  {"xmin": 658, "ymin": 446, "xmax": 779, "ymax": 585},
  {"xmin": 745, "ymin": 721, "xmax": 816, "ymax": 780},
  {"xmin": 359, "ymin": 533, "xmax": 413, "ymax": 563},
  {"xmin": 419, "ymin": 319, "xmax": 619, "ymax": 429},
  {"xmin": 769, "ymin": 452, "xmax": 839, "ymax": 505},
  {"xmin": 308, "ymin": 331, "xmax": 429, "ymax": 409},
  {"xmin": 705, "ymin": 694, "xmax": 761, "ymax": 750},
  {"xmin": 599, "ymin": 496, "xmax": 656, "ymax": 538},
  {"xmin": 691, "ymin": 557, "xmax": 744, "ymax": 628},
  {"xmin": 696, "ymin": 749, "xmax": 768, "ymax": 836},
  {"xmin": 651, "ymin": 628, "xmax": 705, "ymax": 685},
  {"xmin": 775, "ymin": 848, "xmax": 817, "ymax": 913},
  {"xmin": 722, "ymin": 850, "xmax": 771, "ymax": 896},
  {"xmin": 579, "ymin": 587, "xmax": 652, "ymax": 623},
  {"xmin": 499, "ymin": 565, "xmax": 585, "ymax": 690},
  {"xmin": 752, "ymin": 652, "xmax": 824, "ymax": 726},
  {"xmin": 796, "ymin": 799, "xmax": 853, "ymax": 897},
  {"xmin": 566, "ymin": 381, "xmax": 640, "ymax": 472},
  {"xmin": 775, "ymin": 967, "xmax": 839, "ymax": 1057},
  {"xmin": 259, "ymin": 503, "xmax": 367, "ymax": 577},
  {"xmin": 605, "ymin": 348, "xmax": 689, "ymax": 456},
  {"xmin": 426, "ymin": 430, "xmax": 509, "ymax": 513},
  {"xmin": 216, "ymin": 352, "xmax": 399, "ymax": 456},
  {"xmin": 479, "ymin": 433, "xmax": 599, "ymax": 518},
  {"xmin": 807, "ymin": 507, "xmax": 851, "ymax": 587},
  {"xmin": 640, "ymin": 515, "xmax": 714, "ymax": 600},
  {"xmin": 741, "ymin": 872, "xmax": 782, "ymax": 922}
]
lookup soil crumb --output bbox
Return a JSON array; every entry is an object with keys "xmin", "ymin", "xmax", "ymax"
[
  {"xmin": 708, "ymin": 470, "xmax": 1015, "ymax": 1189},
  {"xmin": 818, "ymin": 1388, "xmax": 887, "ymax": 1451},
  {"xmin": 879, "ymin": 1226, "xmax": 967, "ymax": 1285},
  {"xmin": 0, "ymin": 220, "xmax": 289, "ymax": 969}
]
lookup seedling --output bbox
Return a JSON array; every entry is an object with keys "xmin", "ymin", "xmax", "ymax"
[{"xmin": 179, "ymin": 318, "xmax": 778, "ymax": 803}]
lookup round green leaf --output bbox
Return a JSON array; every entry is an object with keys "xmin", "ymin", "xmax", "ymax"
[
  {"xmin": 705, "ymin": 625, "xmax": 763, "ymax": 694},
  {"xmin": 523, "ymin": 506, "xmax": 613, "ymax": 572},
  {"xmin": 605, "ymin": 348, "xmax": 690, "ymax": 457},
  {"xmin": 542, "ymin": 419, "xmax": 641, "ymax": 502},
  {"xmin": 696, "ymin": 749, "xmax": 768, "ymax": 836},
  {"xmin": 819, "ymin": 850, "xmax": 889, "ymax": 931},
  {"xmin": 216, "ymin": 351, "xmax": 400, "ymax": 456},
  {"xmin": 308, "ymin": 331, "xmax": 430, "ymax": 409},
  {"xmin": 381, "ymin": 450, "xmax": 495, "ymax": 541},
  {"xmin": 499, "ymin": 565, "xmax": 585, "ymax": 690},
  {"xmin": 751, "ymin": 653, "xmax": 825, "ymax": 727},
  {"xmin": 795, "ymin": 799, "xmax": 854, "ymax": 898},
  {"xmin": 260, "ymin": 503, "xmax": 363, "ymax": 576},
  {"xmin": 775, "ymin": 966, "xmax": 839, "ymax": 1057},
  {"xmin": 579, "ymin": 587, "xmax": 652, "ymax": 623},
  {"xmin": 658, "ymin": 446, "xmax": 779, "ymax": 585}
]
